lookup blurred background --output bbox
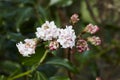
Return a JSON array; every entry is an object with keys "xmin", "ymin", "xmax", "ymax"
[{"xmin": 0, "ymin": 0, "xmax": 120, "ymax": 80}]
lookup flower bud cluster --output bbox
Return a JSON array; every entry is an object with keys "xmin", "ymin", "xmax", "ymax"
[
  {"xmin": 76, "ymin": 22, "xmax": 101, "ymax": 53},
  {"xmin": 84, "ymin": 23, "xmax": 99, "ymax": 34},
  {"xmin": 49, "ymin": 40, "xmax": 59, "ymax": 51},
  {"xmin": 76, "ymin": 39, "xmax": 89, "ymax": 53}
]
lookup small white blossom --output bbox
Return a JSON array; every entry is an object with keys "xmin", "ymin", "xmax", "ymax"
[
  {"xmin": 57, "ymin": 26, "xmax": 76, "ymax": 48},
  {"xmin": 35, "ymin": 21, "xmax": 59, "ymax": 41},
  {"xmin": 16, "ymin": 39, "xmax": 37, "ymax": 57}
]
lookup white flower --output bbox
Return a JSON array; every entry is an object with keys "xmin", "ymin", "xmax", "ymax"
[
  {"xmin": 57, "ymin": 25, "xmax": 76, "ymax": 48},
  {"xmin": 35, "ymin": 21, "xmax": 59, "ymax": 41},
  {"xmin": 16, "ymin": 39, "xmax": 37, "ymax": 57}
]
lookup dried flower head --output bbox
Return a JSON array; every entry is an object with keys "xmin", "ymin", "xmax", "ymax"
[
  {"xmin": 76, "ymin": 39, "xmax": 89, "ymax": 53},
  {"xmin": 70, "ymin": 14, "xmax": 79, "ymax": 24},
  {"xmin": 84, "ymin": 23, "xmax": 99, "ymax": 34},
  {"xmin": 87, "ymin": 36, "xmax": 101, "ymax": 46}
]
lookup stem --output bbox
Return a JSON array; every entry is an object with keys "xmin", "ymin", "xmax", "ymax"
[
  {"xmin": 67, "ymin": 48, "xmax": 72, "ymax": 79},
  {"xmin": 8, "ymin": 70, "xmax": 32, "ymax": 80},
  {"xmin": 8, "ymin": 50, "xmax": 49, "ymax": 80},
  {"xmin": 38, "ymin": 50, "xmax": 49, "ymax": 66},
  {"xmin": 68, "ymin": 48, "xmax": 71, "ymax": 61}
]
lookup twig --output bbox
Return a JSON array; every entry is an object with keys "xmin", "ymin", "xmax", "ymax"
[
  {"xmin": 85, "ymin": 0, "xmax": 99, "ymax": 23},
  {"xmin": 67, "ymin": 48, "xmax": 72, "ymax": 79}
]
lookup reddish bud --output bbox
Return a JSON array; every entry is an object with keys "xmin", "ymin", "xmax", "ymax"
[
  {"xmin": 49, "ymin": 41, "xmax": 59, "ymax": 51},
  {"xmin": 70, "ymin": 14, "xmax": 79, "ymax": 24},
  {"xmin": 76, "ymin": 39, "xmax": 89, "ymax": 53},
  {"xmin": 88, "ymin": 36, "xmax": 101, "ymax": 46}
]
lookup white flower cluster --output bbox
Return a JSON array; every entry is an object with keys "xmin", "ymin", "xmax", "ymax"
[
  {"xmin": 16, "ymin": 39, "xmax": 37, "ymax": 57},
  {"xmin": 57, "ymin": 26, "xmax": 76, "ymax": 48},
  {"xmin": 35, "ymin": 21, "xmax": 59, "ymax": 41},
  {"xmin": 16, "ymin": 21, "xmax": 76, "ymax": 57},
  {"xmin": 36, "ymin": 21, "xmax": 76, "ymax": 49}
]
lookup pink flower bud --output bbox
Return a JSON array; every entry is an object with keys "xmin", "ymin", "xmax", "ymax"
[
  {"xmin": 76, "ymin": 39, "xmax": 89, "ymax": 53},
  {"xmin": 96, "ymin": 77, "xmax": 102, "ymax": 80},
  {"xmin": 49, "ymin": 41, "xmax": 59, "ymax": 51},
  {"xmin": 70, "ymin": 14, "xmax": 79, "ymax": 24},
  {"xmin": 84, "ymin": 23, "xmax": 99, "ymax": 34},
  {"xmin": 88, "ymin": 36, "xmax": 101, "ymax": 46}
]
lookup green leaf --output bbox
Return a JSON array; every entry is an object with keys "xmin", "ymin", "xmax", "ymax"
[
  {"xmin": 80, "ymin": 1, "xmax": 94, "ymax": 23},
  {"xmin": 49, "ymin": 0, "xmax": 73, "ymax": 7},
  {"xmin": 46, "ymin": 58, "xmax": 78, "ymax": 73},
  {"xmin": 38, "ymin": 64, "xmax": 57, "ymax": 78},
  {"xmin": 34, "ymin": 71, "xmax": 47, "ymax": 80},
  {"xmin": 16, "ymin": 7, "xmax": 32, "ymax": 32},
  {"xmin": 0, "ymin": 61, "xmax": 21, "ymax": 76},
  {"xmin": 0, "ymin": 75, "xmax": 7, "ymax": 80},
  {"xmin": 49, "ymin": 0, "xmax": 61, "ymax": 6},
  {"xmin": 51, "ymin": 50, "xmax": 57, "ymax": 56},
  {"xmin": 38, "ymin": 6, "xmax": 48, "ymax": 20},
  {"xmin": 49, "ymin": 76, "xmax": 70, "ymax": 80},
  {"xmin": 21, "ymin": 45, "xmax": 46, "ymax": 66},
  {"xmin": 6, "ymin": 32, "xmax": 25, "ymax": 42},
  {"xmin": 17, "ymin": 0, "xmax": 34, "ymax": 4}
]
